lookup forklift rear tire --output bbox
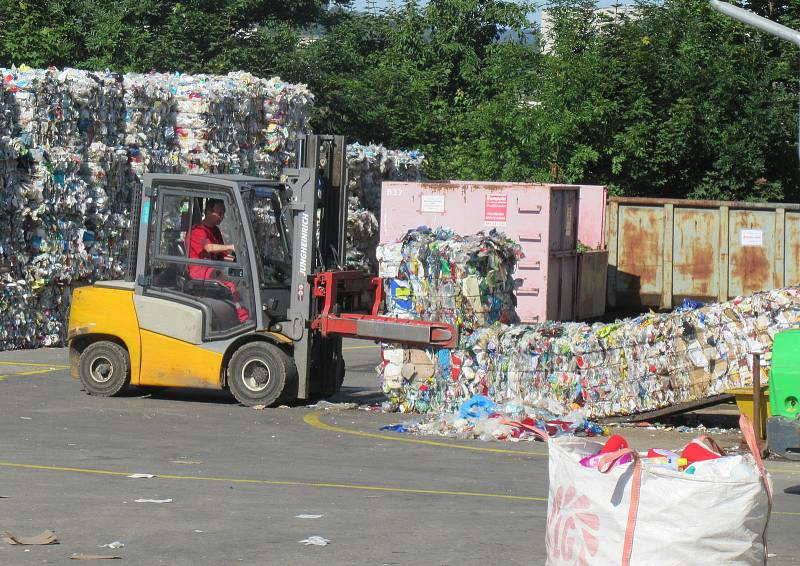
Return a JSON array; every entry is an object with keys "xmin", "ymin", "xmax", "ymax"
[
  {"xmin": 228, "ymin": 342, "xmax": 297, "ymax": 407},
  {"xmin": 79, "ymin": 341, "xmax": 131, "ymax": 397}
]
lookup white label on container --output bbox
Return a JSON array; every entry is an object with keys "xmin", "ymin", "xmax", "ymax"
[
  {"xmin": 420, "ymin": 194, "xmax": 445, "ymax": 213},
  {"xmin": 385, "ymin": 187, "xmax": 404, "ymax": 197},
  {"xmin": 740, "ymin": 229, "xmax": 763, "ymax": 247},
  {"xmin": 564, "ymin": 204, "xmax": 574, "ymax": 237}
]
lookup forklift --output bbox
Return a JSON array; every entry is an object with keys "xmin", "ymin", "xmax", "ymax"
[{"xmin": 67, "ymin": 135, "xmax": 456, "ymax": 406}]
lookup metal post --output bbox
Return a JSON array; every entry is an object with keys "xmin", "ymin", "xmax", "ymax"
[{"xmin": 752, "ymin": 351, "xmax": 763, "ymax": 440}]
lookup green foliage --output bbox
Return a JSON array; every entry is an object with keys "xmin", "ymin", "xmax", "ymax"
[
  {"xmin": 414, "ymin": 0, "xmax": 798, "ymax": 201},
  {"xmin": 0, "ymin": 0, "xmax": 349, "ymax": 72},
  {"xmin": 0, "ymin": 0, "xmax": 797, "ymax": 201}
]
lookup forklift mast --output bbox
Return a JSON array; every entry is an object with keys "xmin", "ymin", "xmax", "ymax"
[
  {"xmin": 284, "ymin": 135, "xmax": 349, "ymax": 399},
  {"xmin": 284, "ymin": 135, "xmax": 456, "ymax": 399}
]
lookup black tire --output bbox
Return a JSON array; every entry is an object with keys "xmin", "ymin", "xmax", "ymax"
[
  {"xmin": 79, "ymin": 341, "xmax": 131, "ymax": 397},
  {"xmin": 227, "ymin": 342, "xmax": 298, "ymax": 407}
]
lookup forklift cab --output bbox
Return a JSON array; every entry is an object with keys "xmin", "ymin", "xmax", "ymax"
[{"xmin": 137, "ymin": 176, "xmax": 294, "ymax": 341}]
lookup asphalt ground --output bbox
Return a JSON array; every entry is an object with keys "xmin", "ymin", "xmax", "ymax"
[{"xmin": 0, "ymin": 341, "xmax": 798, "ymax": 565}]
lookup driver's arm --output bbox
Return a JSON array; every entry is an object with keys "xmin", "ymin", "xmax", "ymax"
[{"xmin": 203, "ymin": 243, "xmax": 234, "ymax": 254}]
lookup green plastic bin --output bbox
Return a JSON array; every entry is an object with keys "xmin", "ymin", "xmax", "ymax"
[{"xmin": 769, "ymin": 329, "xmax": 800, "ymax": 418}]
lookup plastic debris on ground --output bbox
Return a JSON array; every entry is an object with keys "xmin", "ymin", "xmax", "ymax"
[
  {"xmin": 98, "ymin": 541, "xmax": 124, "ymax": 549},
  {"xmin": 2, "ymin": 530, "xmax": 59, "ymax": 545},
  {"xmin": 377, "ymin": 228, "xmax": 800, "ymax": 424},
  {"xmin": 382, "ymin": 397, "xmax": 605, "ymax": 442},
  {"xmin": 309, "ymin": 400, "xmax": 358, "ymax": 411},
  {"xmin": 298, "ymin": 536, "xmax": 330, "ymax": 546}
]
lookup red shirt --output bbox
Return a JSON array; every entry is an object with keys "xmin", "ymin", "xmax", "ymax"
[{"xmin": 188, "ymin": 224, "xmax": 224, "ymax": 279}]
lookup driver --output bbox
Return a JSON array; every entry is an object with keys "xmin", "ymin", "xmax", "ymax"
[{"xmin": 188, "ymin": 199, "xmax": 250, "ymax": 323}]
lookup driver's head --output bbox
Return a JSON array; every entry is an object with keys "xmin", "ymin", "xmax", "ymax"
[{"xmin": 203, "ymin": 199, "xmax": 226, "ymax": 226}]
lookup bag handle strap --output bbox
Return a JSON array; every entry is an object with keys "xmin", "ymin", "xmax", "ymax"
[
  {"xmin": 499, "ymin": 419, "xmax": 550, "ymax": 442},
  {"xmin": 597, "ymin": 448, "xmax": 641, "ymax": 566},
  {"xmin": 740, "ymin": 414, "xmax": 772, "ymax": 501},
  {"xmin": 739, "ymin": 413, "xmax": 772, "ymax": 562}
]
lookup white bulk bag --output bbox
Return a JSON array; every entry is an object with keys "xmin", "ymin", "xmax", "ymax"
[{"xmin": 545, "ymin": 416, "xmax": 772, "ymax": 565}]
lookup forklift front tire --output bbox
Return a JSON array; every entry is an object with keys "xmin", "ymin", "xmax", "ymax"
[
  {"xmin": 228, "ymin": 342, "xmax": 297, "ymax": 407},
  {"xmin": 78, "ymin": 341, "xmax": 131, "ymax": 397}
]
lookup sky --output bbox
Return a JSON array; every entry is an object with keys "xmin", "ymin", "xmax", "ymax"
[{"xmin": 349, "ymin": 0, "xmax": 411, "ymax": 11}]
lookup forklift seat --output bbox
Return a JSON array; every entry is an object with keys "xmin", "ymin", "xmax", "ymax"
[{"xmin": 178, "ymin": 274, "xmax": 234, "ymax": 301}]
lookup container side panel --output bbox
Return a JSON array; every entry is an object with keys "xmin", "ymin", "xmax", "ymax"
[
  {"xmin": 576, "ymin": 250, "xmax": 609, "ymax": 318},
  {"xmin": 546, "ymin": 256, "xmax": 562, "ymax": 320},
  {"xmin": 558, "ymin": 253, "xmax": 578, "ymax": 320},
  {"xmin": 785, "ymin": 212, "xmax": 800, "ymax": 287},
  {"xmin": 548, "ymin": 188, "xmax": 579, "ymax": 252},
  {"xmin": 578, "ymin": 186, "xmax": 607, "ymax": 249},
  {"xmin": 729, "ymin": 210, "xmax": 775, "ymax": 297},
  {"xmin": 548, "ymin": 189, "xmax": 563, "ymax": 251},
  {"xmin": 672, "ymin": 208, "xmax": 720, "ymax": 302},
  {"xmin": 616, "ymin": 205, "xmax": 664, "ymax": 306}
]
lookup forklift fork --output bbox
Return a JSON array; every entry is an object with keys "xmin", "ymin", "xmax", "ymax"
[{"xmin": 309, "ymin": 270, "xmax": 458, "ymax": 349}]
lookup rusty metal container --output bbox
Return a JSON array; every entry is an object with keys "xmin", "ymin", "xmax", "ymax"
[
  {"xmin": 380, "ymin": 181, "xmax": 607, "ymax": 322},
  {"xmin": 606, "ymin": 196, "xmax": 800, "ymax": 310}
]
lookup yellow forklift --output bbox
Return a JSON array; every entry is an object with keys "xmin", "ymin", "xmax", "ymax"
[{"xmin": 67, "ymin": 135, "xmax": 456, "ymax": 406}]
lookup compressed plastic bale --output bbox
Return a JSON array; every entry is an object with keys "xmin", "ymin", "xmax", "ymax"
[
  {"xmin": 345, "ymin": 143, "xmax": 425, "ymax": 269},
  {"xmin": 0, "ymin": 66, "xmax": 315, "ymax": 351},
  {"xmin": 376, "ymin": 227, "xmax": 523, "ymax": 411},
  {"xmin": 376, "ymin": 267, "xmax": 800, "ymax": 418}
]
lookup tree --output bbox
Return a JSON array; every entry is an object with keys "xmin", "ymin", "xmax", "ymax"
[{"xmin": 0, "ymin": 0, "xmax": 351, "ymax": 72}]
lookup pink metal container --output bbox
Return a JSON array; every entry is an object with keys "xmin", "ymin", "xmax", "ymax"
[
  {"xmin": 578, "ymin": 185, "xmax": 608, "ymax": 249},
  {"xmin": 380, "ymin": 181, "xmax": 607, "ymax": 323}
]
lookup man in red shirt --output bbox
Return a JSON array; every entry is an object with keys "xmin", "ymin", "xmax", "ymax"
[{"xmin": 188, "ymin": 199, "xmax": 250, "ymax": 323}]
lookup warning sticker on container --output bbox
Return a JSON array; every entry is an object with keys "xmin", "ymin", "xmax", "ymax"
[
  {"xmin": 420, "ymin": 194, "xmax": 446, "ymax": 213},
  {"xmin": 740, "ymin": 229, "xmax": 763, "ymax": 247},
  {"xmin": 484, "ymin": 194, "xmax": 508, "ymax": 226}
]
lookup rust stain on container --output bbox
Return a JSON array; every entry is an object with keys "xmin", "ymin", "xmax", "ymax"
[
  {"xmin": 731, "ymin": 246, "xmax": 770, "ymax": 293},
  {"xmin": 419, "ymin": 181, "xmax": 529, "ymax": 193},
  {"xmin": 729, "ymin": 210, "xmax": 774, "ymax": 297},
  {"xmin": 675, "ymin": 245, "xmax": 714, "ymax": 297},
  {"xmin": 676, "ymin": 246, "xmax": 712, "ymax": 279},
  {"xmin": 681, "ymin": 247, "xmax": 713, "ymax": 295},
  {"xmin": 617, "ymin": 208, "xmax": 662, "ymax": 295},
  {"xmin": 672, "ymin": 208, "xmax": 719, "ymax": 301}
]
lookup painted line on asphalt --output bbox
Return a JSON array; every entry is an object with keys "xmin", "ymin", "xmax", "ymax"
[
  {"xmin": 0, "ymin": 460, "xmax": 797, "ymax": 515},
  {"xmin": 0, "ymin": 363, "xmax": 67, "ymax": 382},
  {"xmin": 303, "ymin": 411, "xmax": 547, "ymax": 457},
  {"xmin": 0, "ymin": 461, "xmax": 546, "ymax": 502},
  {"xmin": 0, "ymin": 361, "xmax": 69, "ymax": 367}
]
